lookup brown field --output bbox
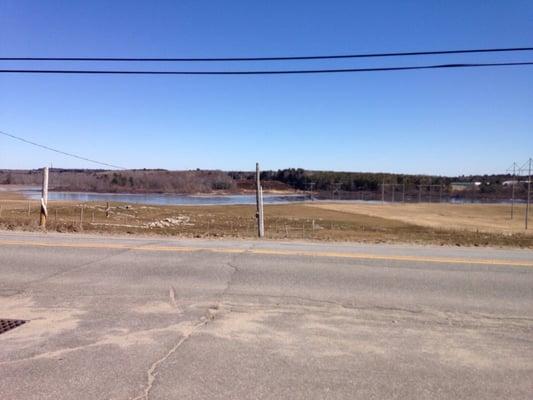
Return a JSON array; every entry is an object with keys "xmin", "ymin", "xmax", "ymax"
[
  {"xmin": 0, "ymin": 197, "xmax": 532, "ymax": 248},
  {"xmin": 308, "ymin": 202, "xmax": 532, "ymax": 235}
]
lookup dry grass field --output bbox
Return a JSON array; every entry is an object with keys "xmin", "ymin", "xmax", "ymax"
[
  {"xmin": 0, "ymin": 197, "xmax": 532, "ymax": 248},
  {"xmin": 307, "ymin": 202, "xmax": 532, "ymax": 235}
]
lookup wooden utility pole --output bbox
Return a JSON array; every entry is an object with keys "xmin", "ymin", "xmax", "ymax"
[
  {"xmin": 39, "ymin": 167, "xmax": 49, "ymax": 228},
  {"xmin": 508, "ymin": 162, "xmax": 517, "ymax": 220},
  {"xmin": 255, "ymin": 163, "xmax": 264, "ymax": 238},
  {"xmin": 526, "ymin": 158, "xmax": 532, "ymax": 230}
]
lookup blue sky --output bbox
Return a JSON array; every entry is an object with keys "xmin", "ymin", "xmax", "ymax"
[{"xmin": 1, "ymin": 0, "xmax": 532, "ymax": 175}]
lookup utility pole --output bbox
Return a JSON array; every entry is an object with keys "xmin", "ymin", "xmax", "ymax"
[
  {"xmin": 39, "ymin": 166, "xmax": 49, "ymax": 228},
  {"xmin": 381, "ymin": 178, "xmax": 385, "ymax": 203},
  {"xmin": 526, "ymin": 158, "xmax": 532, "ymax": 230},
  {"xmin": 255, "ymin": 162, "xmax": 264, "ymax": 238},
  {"xmin": 507, "ymin": 162, "xmax": 518, "ymax": 220}
]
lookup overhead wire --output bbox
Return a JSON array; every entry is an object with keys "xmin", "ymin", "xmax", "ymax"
[
  {"xmin": 1, "ymin": 61, "xmax": 532, "ymax": 75},
  {"xmin": 2, "ymin": 46, "xmax": 532, "ymax": 62},
  {"xmin": 0, "ymin": 130, "xmax": 126, "ymax": 169}
]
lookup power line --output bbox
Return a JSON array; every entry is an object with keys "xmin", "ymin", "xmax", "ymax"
[
  {"xmin": 0, "ymin": 130, "xmax": 126, "ymax": 169},
  {"xmin": 2, "ymin": 46, "xmax": 533, "ymax": 62},
  {"xmin": 1, "ymin": 61, "xmax": 533, "ymax": 75}
]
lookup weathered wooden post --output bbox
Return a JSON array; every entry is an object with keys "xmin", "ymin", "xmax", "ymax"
[
  {"xmin": 255, "ymin": 163, "xmax": 264, "ymax": 238},
  {"xmin": 39, "ymin": 167, "xmax": 49, "ymax": 228},
  {"xmin": 526, "ymin": 158, "xmax": 532, "ymax": 230}
]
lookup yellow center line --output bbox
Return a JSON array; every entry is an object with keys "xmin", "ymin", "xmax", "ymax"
[{"xmin": 0, "ymin": 239, "xmax": 531, "ymax": 267}]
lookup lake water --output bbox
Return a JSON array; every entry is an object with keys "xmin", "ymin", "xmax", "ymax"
[
  {"xmin": 22, "ymin": 189, "xmax": 311, "ymax": 205},
  {"xmin": 20, "ymin": 188, "xmax": 520, "ymax": 205}
]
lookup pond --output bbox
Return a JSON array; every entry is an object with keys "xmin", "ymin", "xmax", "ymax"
[{"xmin": 22, "ymin": 189, "xmax": 312, "ymax": 205}]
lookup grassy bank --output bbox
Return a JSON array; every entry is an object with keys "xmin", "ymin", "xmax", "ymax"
[{"xmin": 0, "ymin": 199, "xmax": 532, "ymax": 248}]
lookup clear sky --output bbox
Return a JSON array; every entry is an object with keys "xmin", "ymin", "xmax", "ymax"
[{"xmin": 1, "ymin": 0, "xmax": 532, "ymax": 175}]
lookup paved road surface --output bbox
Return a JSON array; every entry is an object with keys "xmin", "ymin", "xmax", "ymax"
[{"xmin": 0, "ymin": 231, "xmax": 532, "ymax": 399}]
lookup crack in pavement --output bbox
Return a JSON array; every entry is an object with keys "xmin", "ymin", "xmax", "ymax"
[
  {"xmin": 25, "ymin": 248, "xmax": 133, "ymax": 286},
  {"xmin": 20, "ymin": 238, "xmax": 170, "ymax": 288},
  {"xmin": 20, "ymin": 239, "xmax": 172, "ymax": 291},
  {"xmin": 131, "ymin": 320, "xmax": 208, "ymax": 400},
  {"xmin": 130, "ymin": 243, "xmax": 254, "ymax": 400},
  {"xmin": 222, "ymin": 241, "xmax": 257, "ymax": 297},
  {"xmin": 0, "ymin": 320, "xmax": 202, "ymax": 366},
  {"xmin": 222, "ymin": 291, "xmax": 533, "ymax": 327}
]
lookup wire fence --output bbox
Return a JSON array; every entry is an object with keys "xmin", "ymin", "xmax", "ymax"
[
  {"xmin": 1, "ymin": 196, "xmax": 532, "ymax": 249},
  {"xmin": 0, "ymin": 200, "xmax": 358, "ymax": 240}
]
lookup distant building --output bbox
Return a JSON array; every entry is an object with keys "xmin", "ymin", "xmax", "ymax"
[
  {"xmin": 502, "ymin": 180, "xmax": 519, "ymax": 186},
  {"xmin": 450, "ymin": 182, "xmax": 481, "ymax": 191}
]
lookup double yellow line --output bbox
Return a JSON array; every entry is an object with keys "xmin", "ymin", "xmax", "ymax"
[{"xmin": 0, "ymin": 239, "xmax": 532, "ymax": 267}]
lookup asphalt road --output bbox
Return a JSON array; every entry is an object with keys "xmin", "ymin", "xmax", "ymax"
[{"xmin": 0, "ymin": 231, "xmax": 532, "ymax": 399}]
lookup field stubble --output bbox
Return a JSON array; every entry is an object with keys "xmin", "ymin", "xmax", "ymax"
[{"xmin": 0, "ymin": 199, "xmax": 531, "ymax": 248}]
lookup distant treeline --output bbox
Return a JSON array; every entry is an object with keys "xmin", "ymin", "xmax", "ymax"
[
  {"xmin": 0, "ymin": 169, "xmax": 236, "ymax": 194},
  {"xmin": 231, "ymin": 168, "xmax": 522, "ymax": 193},
  {"xmin": 0, "ymin": 168, "xmax": 525, "ymax": 198},
  {"xmin": 240, "ymin": 169, "xmax": 526, "ymax": 200}
]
